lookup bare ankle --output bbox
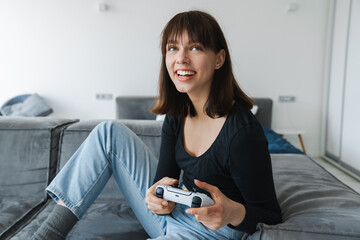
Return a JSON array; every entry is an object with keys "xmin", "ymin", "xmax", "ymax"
[{"xmin": 57, "ymin": 199, "xmax": 67, "ymax": 207}]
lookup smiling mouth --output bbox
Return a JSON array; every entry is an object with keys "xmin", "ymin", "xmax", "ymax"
[{"xmin": 176, "ymin": 70, "xmax": 196, "ymax": 78}]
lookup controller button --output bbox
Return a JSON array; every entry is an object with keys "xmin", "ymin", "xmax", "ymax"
[
  {"xmin": 191, "ymin": 196, "xmax": 202, "ymax": 208},
  {"xmin": 155, "ymin": 187, "xmax": 164, "ymax": 198}
]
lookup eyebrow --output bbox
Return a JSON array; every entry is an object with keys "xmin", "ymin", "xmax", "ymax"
[
  {"xmin": 166, "ymin": 39, "xmax": 201, "ymax": 45},
  {"xmin": 167, "ymin": 39, "xmax": 177, "ymax": 44}
]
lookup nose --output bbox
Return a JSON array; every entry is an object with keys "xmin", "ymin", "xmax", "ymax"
[{"xmin": 176, "ymin": 49, "xmax": 190, "ymax": 64}]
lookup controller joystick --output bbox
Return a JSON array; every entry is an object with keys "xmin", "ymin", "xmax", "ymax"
[
  {"xmin": 155, "ymin": 186, "xmax": 164, "ymax": 198},
  {"xmin": 191, "ymin": 196, "xmax": 202, "ymax": 208}
]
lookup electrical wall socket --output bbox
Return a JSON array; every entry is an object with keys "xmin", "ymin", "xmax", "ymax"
[
  {"xmin": 96, "ymin": 93, "xmax": 113, "ymax": 100},
  {"xmin": 279, "ymin": 96, "xmax": 296, "ymax": 102}
]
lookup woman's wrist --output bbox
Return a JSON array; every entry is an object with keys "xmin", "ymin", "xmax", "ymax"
[{"xmin": 229, "ymin": 201, "xmax": 246, "ymax": 227}]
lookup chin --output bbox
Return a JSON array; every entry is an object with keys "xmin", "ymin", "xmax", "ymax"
[{"xmin": 174, "ymin": 86, "xmax": 189, "ymax": 94}]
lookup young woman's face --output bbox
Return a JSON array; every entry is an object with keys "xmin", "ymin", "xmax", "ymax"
[{"xmin": 165, "ymin": 31, "xmax": 225, "ymax": 99}]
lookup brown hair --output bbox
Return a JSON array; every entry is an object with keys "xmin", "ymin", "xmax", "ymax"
[{"xmin": 152, "ymin": 10, "xmax": 254, "ymax": 118}]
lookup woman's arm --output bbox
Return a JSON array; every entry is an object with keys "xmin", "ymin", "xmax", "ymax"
[
  {"xmin": 146, "ymin": 116, "xmax": 181, "ymax": 215},
  {"xmin": 153, "ymin": 116, "xmax": 181, "ymax": 183},
  {"xmin": 227, "ymin": 123, "xmax": 282, "ymax": 233}
]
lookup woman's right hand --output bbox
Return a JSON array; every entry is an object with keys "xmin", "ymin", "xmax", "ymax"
[{"xmin": 145, "ymin": 177, "xmax": 178, "ymax": 215}]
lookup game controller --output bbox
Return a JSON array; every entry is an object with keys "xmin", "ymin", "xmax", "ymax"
[{"xmin": 155, "ymin": 184, "xmax": 214, "ymax": 208}]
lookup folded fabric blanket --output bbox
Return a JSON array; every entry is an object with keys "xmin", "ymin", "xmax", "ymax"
[{"xmin": 1, "ymin": 94, "xmax": 53, "ymax": 117}]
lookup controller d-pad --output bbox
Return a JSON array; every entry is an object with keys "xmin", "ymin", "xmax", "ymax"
[{"xmin": 191, "ymin": 196, "xmax": 202, "ymax": 208}]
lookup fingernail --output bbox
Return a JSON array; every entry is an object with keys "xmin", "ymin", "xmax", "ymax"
[
  {"xmin": 186, "ymin": 209, "xmax": 191, "ymax": 214},
  {"xmin": 162, "ymin": 201, "xmax": 168, "ymax": 206}
]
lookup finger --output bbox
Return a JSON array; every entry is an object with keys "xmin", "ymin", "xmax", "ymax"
[
  {"xmin": 194, "ymin": 214, "xmax": 209, "ymax": 223},
  {"xmin": 147, "ymin": 202, "xmax": 165, "ymax": 211},
  {"xmin": 186, "ymin": 206, "xmax": 214, "ymax": 216},
  {"xmin": 167, "ymin": 202, "xmax": 176, "ymax": 211},
  {"xmin": 146, "ymin": 181, "xmax": 161, "ymax": 196},
  {"xmin": 159, "ymin": 177, "xmax": 178, "ymax": 186},
  {"xmin": 148, "ymin": 177, "xmax": 179, "ymax": 195},
  {"xmin": 147, "ymin": 199, "xmax": 173, "ymax": 210},
  {"xmin": 149, "ymin": 201, "xmax": 176, "ymax": 214},
  {"xmin": 194, "ymin": 179, "xmax": 219, "ymax": 197},
  {"xmin": 152, "ymin": 207, "xmax": 172, "ymax": 215},
  {"xmin": 146, "ymin": 192, "xmax": 168, "ymax": 206},
  {"xmin": 200, "ymin": 222, "xmax": 220, "ymax": 231},
  {"xmin": 166, "ymin": 200, "xmax": 175, "ymax": 206},
  {"xmin": 185, "ymin": 207, "xmax": 197, "ymax": 215}
]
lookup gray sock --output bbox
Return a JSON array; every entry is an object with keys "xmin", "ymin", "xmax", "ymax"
[{"xmin": 31, "ymin": 204, "xmax": 78, "ymax": 240}]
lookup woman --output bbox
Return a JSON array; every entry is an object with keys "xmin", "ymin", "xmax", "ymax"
[{"xmin": 32, "ymin": 11, "xmax": 282, "ymax": 240}]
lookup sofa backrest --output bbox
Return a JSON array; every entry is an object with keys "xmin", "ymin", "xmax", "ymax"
[
  {"xmin": 0, "ymin": 117, "xmax": 77, "ymax": 198},
  {"xmin": 115, "ymin": 96, "xmax": 273, "ymax": 128},
  {"xmin": 116, "ymin": 97, "xmax": 157, "ymax": 120},
  {"xmin": 252, "ymin": 97, "xmax": 272, "ymax": 128}
]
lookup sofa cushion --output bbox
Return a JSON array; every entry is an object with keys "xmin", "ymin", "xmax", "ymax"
[
  {"xmin": 0, "ymin": 117, "xmax": 78, "ymax": 237},
  {"xmin": 252, "ymin": 154, "xmax": 360, "ymax": 239},
  {"xmin": 9, "ymin": 197, "xmax": 148, "ymax": 240}
]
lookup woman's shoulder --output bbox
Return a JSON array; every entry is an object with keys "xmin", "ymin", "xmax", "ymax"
[
  {"xmin": 222, "ymin": 101, "xmax": 265, "ymax": 142},
  {"xmin": 228, "ymin": 101, "xmax": 260, "ymax": 128},
  {"xmin": 225, "ymin": 103, "xmax": 268, "ymax": 149},
  {"xmin": 162, "ymin": 115, "xmax": 182, "ymax": 135}
]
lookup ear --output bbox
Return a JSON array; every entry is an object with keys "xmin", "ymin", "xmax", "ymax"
[{"xmin": 215, "ymin": 49, "xmax": 226, "ymax": 70}]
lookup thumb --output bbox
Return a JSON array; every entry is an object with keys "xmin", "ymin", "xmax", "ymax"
[
  {"xmin": 194, "ymin": 179, "xmax": 219, "ymax": 197},
  {"xmin": 160, "ymin": 177, "xmax": 178, "ymax": 186}
]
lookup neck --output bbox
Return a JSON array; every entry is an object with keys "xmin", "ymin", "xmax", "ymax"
[{"xmin": 188, "ymin": 93, "xmax": 209, "ymax": 119}]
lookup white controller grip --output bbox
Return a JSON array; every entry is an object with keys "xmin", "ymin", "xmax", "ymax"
[{"xmin": 155, "ymin": 184, "xmax": 214, "ymax": 208}]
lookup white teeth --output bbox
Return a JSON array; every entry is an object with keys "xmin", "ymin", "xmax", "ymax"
[{"xmin": 176, "ymin": 70, "xmax": 195, "ymax": 76}]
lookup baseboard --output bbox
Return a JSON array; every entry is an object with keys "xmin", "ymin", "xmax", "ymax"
[{"xmin": 320, "ymin": 155, "xmax": 360, "ymax": 182}]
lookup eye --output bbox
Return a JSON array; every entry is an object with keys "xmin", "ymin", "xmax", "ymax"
[
  {"xmin": 167, "ymin": 45, "xmax": 177, "ymax": 52},
  {"xmin": 191, "ymin": 45, "xmax": 203, "ymax": 51}
]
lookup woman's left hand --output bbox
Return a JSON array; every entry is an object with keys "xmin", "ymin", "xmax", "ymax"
[{"xmin": 185, "ymin": 179, "xmax": 246, "ymax": 231}]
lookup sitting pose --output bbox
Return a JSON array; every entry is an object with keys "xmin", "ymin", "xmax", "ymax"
[{"xmin": 32, "ymin": 10, "xmax": 282, "ymax": 240}]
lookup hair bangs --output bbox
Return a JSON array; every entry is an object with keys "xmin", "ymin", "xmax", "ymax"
[{"xmin": 161, "ymin": 12, "xmax": 217, "ymax": 56}]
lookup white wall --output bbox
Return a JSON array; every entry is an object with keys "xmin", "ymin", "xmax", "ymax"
[{"xmin": 0, "ymin": 0, "xmax": 330, "ymax": 156}]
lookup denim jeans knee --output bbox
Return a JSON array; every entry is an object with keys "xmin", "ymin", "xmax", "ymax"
[{"xmin": 46, "ymin": 120, "xmax": 166, "ymax": 237}]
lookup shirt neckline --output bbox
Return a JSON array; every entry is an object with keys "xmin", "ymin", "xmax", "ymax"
[{"xmin": 179, "ymin": 111, "xmax": 233, "ymax": 159}]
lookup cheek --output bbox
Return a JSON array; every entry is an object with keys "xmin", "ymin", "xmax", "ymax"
[
  {"xmin": 201, "ymin": 61, "xmax": 216, "ymax": 77},
  {"xmin": 165, "ymin": 57, "xmax": 173, "ymax": 76}
]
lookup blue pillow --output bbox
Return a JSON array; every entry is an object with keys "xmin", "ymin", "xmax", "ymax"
[
  {"xmin": 1, "ymin": 94, "xmax": 53, "ymax": 117},
  {"xmin": 262, "ymin": 126, "xmax": 303, "ymax": 154}
]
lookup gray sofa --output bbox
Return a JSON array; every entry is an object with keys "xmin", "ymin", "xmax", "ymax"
[{"xmin": 1, "ymin": 98, "xmax": 360, "ymax": 240}]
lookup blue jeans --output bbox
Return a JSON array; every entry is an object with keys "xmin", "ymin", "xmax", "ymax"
[{"xmin": 46, "ymin": 121, "xmax": 245, "ymax": 239}]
